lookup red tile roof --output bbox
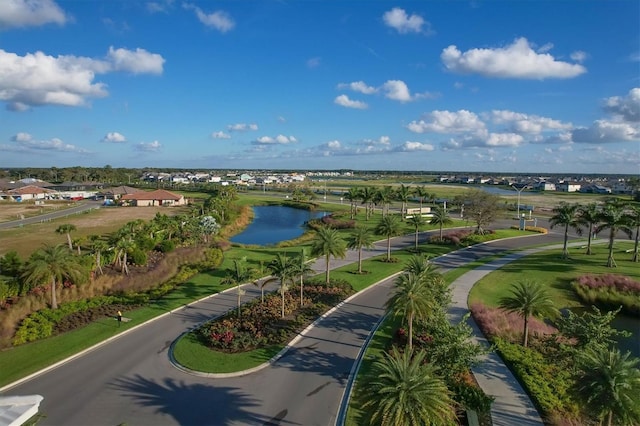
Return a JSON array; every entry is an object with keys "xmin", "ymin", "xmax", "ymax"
[{"xmin": 121, "ymin": 189, "xmax": 183, "ymax": 201}]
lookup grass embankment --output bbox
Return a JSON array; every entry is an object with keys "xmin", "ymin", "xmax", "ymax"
[{"xmin": 468, "ymin": 241, "xmax": 639, "ymax": 310}]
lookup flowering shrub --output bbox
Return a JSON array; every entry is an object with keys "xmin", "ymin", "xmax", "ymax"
[
  {"xmin": 470, "ymin": 302, "xmax": 557, "ymax": 344},
  {"xmin": 196, "ymin": 279, "xmax": 353, "ymax": 353},
  {"xmin": 573, "ymin": 274, "xmax": 640, "ymax": 316}
]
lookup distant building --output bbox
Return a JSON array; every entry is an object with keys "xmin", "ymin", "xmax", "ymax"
[
  {"xmin": 120, "ymin": 189, "xmax": 186, "ymax": 207},
  {"xmin": 556, "ymin": 182, "xmax": 582, "ymax": 192}
]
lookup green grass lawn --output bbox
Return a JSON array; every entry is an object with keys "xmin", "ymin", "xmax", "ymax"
[{"xmin": 468, "ymin": 241, "xmax": 638, "ymax": 310}]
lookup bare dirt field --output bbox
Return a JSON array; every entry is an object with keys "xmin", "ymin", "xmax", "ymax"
[{"xmin": 0, "ymin": 205, "xmax": 185, "ymax": 258}]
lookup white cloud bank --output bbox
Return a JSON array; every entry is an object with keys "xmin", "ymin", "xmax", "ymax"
[
  {"xmin": 183, "ymin": 3, "xmax": 234, "ymax": 33},
  {"xmin": 0, "ymin": 47, "xmax": 165, "ymax": 110},
  {"xmin": 441, "ymin": 37, "xmax": 587, "ymax": 79},
  {"xmin": 334, "ymin": 94, "xmax": 368, "ymax": 109},
  {"xmin": 101, "ymin": 132, "xmax": 127, "ymax": 143},
  {"xmin": 0, "ymin": 0, "xmax": 68, "ymax": 30},
  {"xmin": 7, "ymin": 132, "xmax": 89, "ymax": 153}
]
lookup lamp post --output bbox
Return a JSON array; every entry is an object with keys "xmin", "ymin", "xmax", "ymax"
[{"xmin": 511, "ymin": 183, "xmax": 529, "ymax": 228}]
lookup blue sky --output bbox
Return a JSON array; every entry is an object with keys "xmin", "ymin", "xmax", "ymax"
[{"xmin": 1, "ymin": 0, "xmax": 639, "ymax": 174}]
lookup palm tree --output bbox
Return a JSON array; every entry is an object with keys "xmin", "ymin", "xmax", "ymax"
[
  {"xmin": 345, "ymin": 187, "xmax": 361, "ymax": 219},
  {"xmin": 360, "ymin": 186, "xmax": 376, "ymax": 220},
  {"xmin": 403, "ymin": 254, "xmax": 434, "ymax": 277},
  {"xmin": 310, "ymin": 226, "xmax": 346, "ymax": 285},
  {"xmin": 221, "ymin": 257, "xmax": 252, "ymax": 317},
  {"xmin": 375, "ymin": 214, "xmax": 402, "ymax": 262},
  {"xmin": 292, "ymin": 249, "xmax": 314, "ymax": 307},
  {"xmin": 346, "ymin": 226, "xmax": 375, "ymax": 274},
  {"xmin": 429, "ymin": 205, "xmax": 452, "ymax": 240},
  {"xmin": 413, "ymin": 186, "xmax": 430, "ymax": 212},
  {"xmin": 375, "ymin": 186, "xmax": 395, "ymax": 216},
  {"xmin": 265, "ymin": 253, "xmax": 296, "ymax": 318},
  {"xmin": 573, "ymin": 346, "xmax": 640, "ymax": 426},
  {"xmin": 549, "ymin": 202, "xmax": 582, "ymax": 259},
  {"xmin": 55, "ymin": 224, "xmax": 77, "ymax": 250},
  {"xmin": 627, "ymin": 205, "xmax": 640, "ymax": 262},
  {"xmin": 360, "ymin": 347, "xmax": 456, "ymax": 426},
  {"xmin": 385, "ymin": 272, "xmax": 434, "ymax": 350},
  {"xmin": 577, "ymin": 203, "xmax": 601, "ymax": 255},
  {"xmin": 406, "ymin": 214, "xmax": 425, "ymax": 252},
  {"xmin": 113, "ymin": 237, "xmax": 135, "ymax": 275},
  {"xmin": 396, "ymin": 184, "xmax": 412, "ymax": 218},
  {"xmin": 596, "ymin": 200, "xmax": 633, "ymax": 267},
  {"xmin": 498, "ymin": 280, "xmax": 558, "ymax": 347},
  {"xmin": 90, "ymin": 237, "xmax": 108, "ymax": 275},
  {"xmin": 22, "ymin": 244, "xmax": 85, "ymax": 309}
]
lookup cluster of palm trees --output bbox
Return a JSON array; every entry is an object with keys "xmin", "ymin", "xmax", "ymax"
[
  {"xmin": 549, "ymin": 198, "xmax": 639, "ymax": 266},
  {"xmin": 359, "ymin": 255, "xmax": 461, "ymax": 425},
  {"xmin": 343, "ymin": 184, "xmax": 440, "ymax": 220},
  {"xmin": 6, "ymin": 195, "xmax": 235, "ymax": 310}
]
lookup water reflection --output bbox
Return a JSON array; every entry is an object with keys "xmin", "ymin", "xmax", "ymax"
[{"xmin": 230, "ymin": 206, "xmax": 325, "ymax": 245}]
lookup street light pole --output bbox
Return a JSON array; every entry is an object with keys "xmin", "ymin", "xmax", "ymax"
[{"xmin": 511, "ymin": 183, "xmax": 528, "ymax": 229}]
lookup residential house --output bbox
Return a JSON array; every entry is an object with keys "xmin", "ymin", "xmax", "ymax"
[{"xmin": 120, "ymin": 189, "xmax": 187, "ymax": 207}]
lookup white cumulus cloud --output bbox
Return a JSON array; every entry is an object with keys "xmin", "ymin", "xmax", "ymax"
[
  {"xmin": 489, "ymin": 110, "xmax": 572, "ymax": 133},
  {"xmin": 253, "ymin": 135, "xmax": 297, "ymax": 145},
  {"xmin": 382, "ymin": 7, "xmax": 430, "ymax": 34},
  {"xmin": 211, "ymin": 131, "xmax": 231, "ymax": 139},
  {"xmin": 407, "ymin": 110, "xmax": 486, "ymax": 134},
  {"xmin": 0, "ymin": 47, "xmax": 165, "ymax": 110},
  {"xmin": 183, "ymin": 3, "xmax": 234, "ymax": 33},
  {"xmin": 11, "ymin": 133, "xmax": 89, "ymax": 153},
  {"xmin": 334, "ymin": 94, "xmax": 368, "ymax": 109},
  {"xmin": 337, "ymin": 81, "xmax": 377, "ymax": 94},
  {"xmin": 135, "ymin": 140, "xmax": 162, "ymax": 152},
  {"xmin": 603, "ymin": 88, "xmax": 640, "ymax": 122},
  {"xmin": 398, "ymin": 142, "xmax": 434, "ymax": 152},
  {"xmin": 0, "ymin": 0, "xmax": 68, "ymax": 30},
  {"xmin": 382, "ymin": 80, "xmax": 412, "ymax": 102},
  {"xmin": 101, "ymin": 132, "xmax": 127, "ymax": 143},
  {"xmin": 571, "ymin": 120, "xmax": 639, "ymax": 143},
  {"xmin": 441, "ymin": 37, "xmax": 587, "ymax": 79},
  {"xmin": 227, "ymin": 123, "xmax": 258, "ymax": 132}
]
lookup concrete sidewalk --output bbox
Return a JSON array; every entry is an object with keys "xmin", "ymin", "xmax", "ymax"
[{"xmin": 447, "ymin": 240, "xmax": 608, "ymax": 426}]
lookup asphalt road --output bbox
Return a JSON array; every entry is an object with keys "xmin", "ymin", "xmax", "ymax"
[
  {"xmin": 3, "ymin": 224, "xmax": 571, "ymax": 426},
  {"xmin": 0, "ymin": 200, "xmax": 103, "ymax": 230}
]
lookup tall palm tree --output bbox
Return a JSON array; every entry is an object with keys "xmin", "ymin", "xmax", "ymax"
[
  {"xmin": 429, "ymin": 205, "xmax": 452, "ymax": 240},
  {"xmin": 113, "ymin": 237, "xmax": 135, "ymax": 275},
  {"xmin": 498, "ymin": 279, "xmax": 558, "ymax": 347},
  {"xmin": 573, "ymin": 347, "xmax": 640, "ymax": 426},
  {"xmin": 413, "ymin": 186, "xmax": 430, "ymax": 212},
  {"xmin": 596, "ymin": 200, "xmax": 633, "ymax": 267},
  {"xmin": 221, "ymin": 257, "xmax": 252, "ymax": 317},
  {"xmin": 55, "ymin": 224, "xmax": 77, "ymax": 250},
  {"xmin": 396, "ymin": 184, "xmax": 412, "ymax": 218},
  {"xmin": 360, "ymin": 347, "xmax": 456, "ymax": 426},
  {"xmin": 292, "ymin": 249, "xmax": 314, "ymax": 307},
  {"xmin": 375, "ymin": 186, "xmax": 395, "ymax": 216},
  {"xmin": 22, "ymin": 244, "xmax": 85, "ymax": 309},
  {"xmin": 310, "ymin": 226, "xmax": 346, "ymax": 285},
  {"xmin": 90, "ymin": 237, "xmax": 108, "ymax": 275},
  {"xmin": 265, "ymin": 253, "xmax": 296, "ymax": 318},
  {"xmin": 406, "ymin": 214, "xmax": 425, "ymax": 252},
  {"xmin": 403, "ymin": 254, "xmax": 435, "ymax": 277},
  {"xmin": 375, "ymin": 214, "xmax": 402, "ymax": 262},
  {"xmin": 549, "ymin": 202, "xmax": 582, "ymax": 259},
  {"xmin": 360, "ymin": 186, "xmax": 376, "ymax": 220},
  {"xmin": 627, "ymin": 205, "xmax": 640, "ymax": 262},
  {"xmin": 577, "ymin": 203, "xmax": 601, "ymax": 255},
  {"xmin": 346, "ymin": 226, "xmax": 375, "ymax": 274},
  {"xmin": 385, "ymin": 272, "xmax": 434, "ymax": 350},
  {"xmin": 345, "ymin": 187, "xmax": 361, "ymax": 219}
]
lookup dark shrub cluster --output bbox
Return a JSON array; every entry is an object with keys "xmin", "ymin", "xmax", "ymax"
[
  {"xmin": 573, "ymin": 274, "xmax": 640, "ymax": 316},
  {"xmin": 308, "ymin": 215, "xmax": 355, "ymax": 230}
]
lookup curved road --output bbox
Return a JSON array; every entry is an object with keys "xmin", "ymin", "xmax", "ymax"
[{"xmin": 3, "ymin": 226, "xmax": 570, "ymax": 425}]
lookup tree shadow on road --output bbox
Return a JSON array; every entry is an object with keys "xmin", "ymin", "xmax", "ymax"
[{"xmin": 111, "ymin": 374, "xmax": 292, "ymax": 425}]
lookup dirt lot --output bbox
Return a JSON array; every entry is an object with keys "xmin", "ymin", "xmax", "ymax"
[{"xmin": 0, "ymin": 205, "xmax": 186, "ymax": 258}]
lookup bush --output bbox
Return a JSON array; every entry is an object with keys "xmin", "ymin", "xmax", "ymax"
[
  {"xmin": 493, "ymin": 338, "xmax": 579, "ymax": 419},
  {"xmin": 156, "ymin": 240, "xmax": 176, "ymax": 253},
  {"xmin": 129, "ymin": 248, "xmax": 148, "ymax": 266},
  {"xmin": 572, "ymin": 274, "xmax": 640, "ymax": 316}
]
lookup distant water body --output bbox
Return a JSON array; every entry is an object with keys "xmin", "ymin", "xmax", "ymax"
[{"xmin": 230, "ymin": 206, "xmax": 326, "ymax": 245}]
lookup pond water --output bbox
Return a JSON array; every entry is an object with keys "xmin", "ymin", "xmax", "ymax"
[{"xmin": 230, "ymin": 206, "xmax": 326, "ymax": 246}]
